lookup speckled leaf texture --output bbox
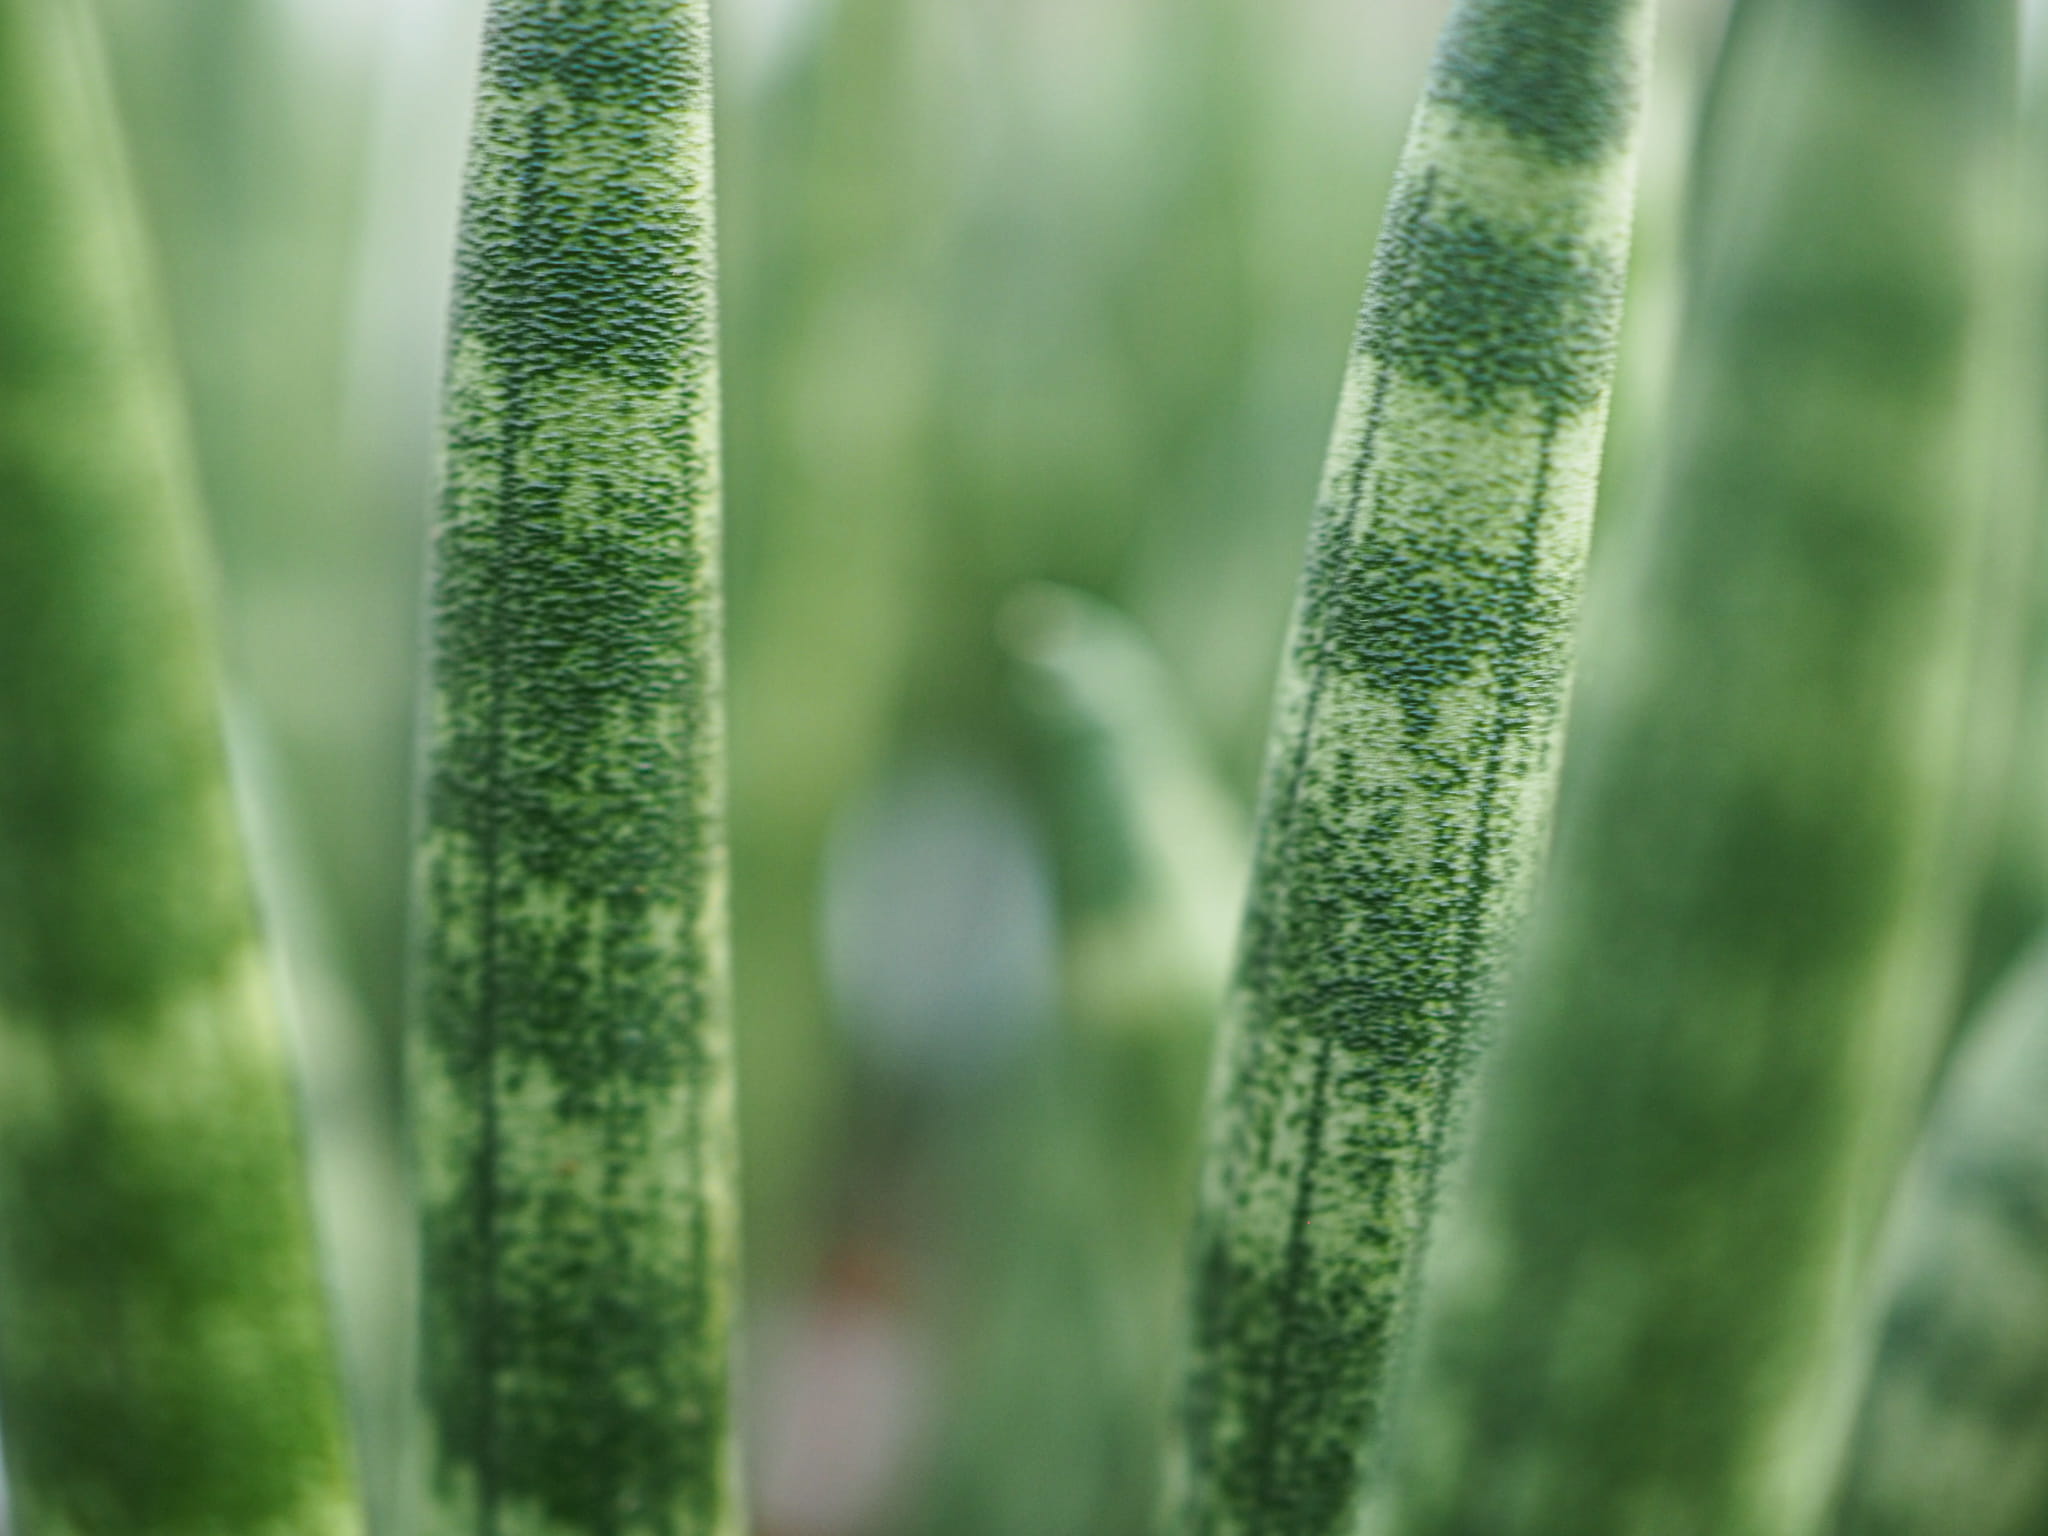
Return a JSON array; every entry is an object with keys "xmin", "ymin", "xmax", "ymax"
[
  {"xmin": 0, "ymin": 0, "xmax": 360, "ymax": 1532},
  {"xmin": 1163, "ymin": 4, "xmax": 1653, "ymax": 1534},
  {"xmin": 1362, "ymin": 1, "xmax": 2015, "ymax": 1534},
  {"xmin": 409, "ymin": 3, "xmax": 740, "ymax": 1535}
]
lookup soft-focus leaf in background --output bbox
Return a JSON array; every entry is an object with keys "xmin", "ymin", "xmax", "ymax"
[
  {"xmin": 899, "ymin": 587, "xmax": 1245, "ymax": 1536},
  {"xmin": 0, "ymin": 0, "xmax": 361, "ymax": 1527},
  {"xmin": 1832, "ymin": 938, "xmax": 2048, "ymax": 1536},
  {"xmin": 1367, "ymin": 2, "xmax": 2021, "ymax": 1533}
]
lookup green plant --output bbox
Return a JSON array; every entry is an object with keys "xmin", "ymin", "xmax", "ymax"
[
  {"xmin": 3, "ymin": 0, "xmax": 2046, "ymax": 1532},
  {"xmin": 1364, "ymin": 1, "xmax": 2016, "ymax": 1532},
  {"xmin": 0, "ymin": 0, "xmax": 358, "ymax": 1530},
  {"xmin": 1162, "ymin": 4, "xmax": 1654, "ymax": 1532},
  {"xmin": 407, "ymin": 3, "xmax": 741, "ymax": 1534},
  {"xmin": 905, "ymin": 586, "xmax": 1245, "ymax": 1536},
  {"xmin": 1831, "ymin": 938, "xmax": 2048, "ymax": 1536}
]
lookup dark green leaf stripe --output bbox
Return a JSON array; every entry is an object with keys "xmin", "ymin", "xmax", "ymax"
[
  {"xmin": 0, "ymin": 0, "xmax": 359, "ymax": 1531},
  {"xmin": 1364, "ymin": 1, "xmax": 2015, "ymax": 1533},
  {"xmin": 1163, "ymin": 4, "xmax": 1652, "ymax": 1534},
  {"xmin": 1831, "ymin": 941, "xmax": 2048, "ymax": 1536},
  {"xmin": 410, "ymin": 3, "xmax": 739, "ymax": 1534},
  {"xmin": 1430, "ymin": 0, "xmax": 1641, "ymax": 166}
]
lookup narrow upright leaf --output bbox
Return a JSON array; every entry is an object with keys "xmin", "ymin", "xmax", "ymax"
[
  {"xmin": 908, "ymin": 588, "xmax": 1245, "ymax": 1536},
  {"xmin": 1165, "ymin": 4, "xmax": 1654, "ymax": 1533},
  {"xmin": 409, "ymin": 4, "xmax": 740, "ymax": 1534},
  {"xmin": 0, "ymin": 0, "xmax": 359, "ymax": 1530},
  {"xmin": 1367, "ymin": 1, "xmax": 2015, "ymax": 1532}
]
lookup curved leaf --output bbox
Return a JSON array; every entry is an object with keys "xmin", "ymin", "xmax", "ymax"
[{"xmin": 1164, "ymin": 3, "xmax": 1656, "ymax": 1532}]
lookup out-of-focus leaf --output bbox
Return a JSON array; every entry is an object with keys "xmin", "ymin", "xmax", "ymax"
[
  {"xmin": 1368, "ymin": 2, "xmax": 2020, "ymax": 1532},
  {"xmin": 0, "ymin": 0, "xmax": 360, "ymax": 1528},
  {"xmin": 1833, "ymin": 939, "xmax": 2048, "ymax": 1536},
  {"xmin": 908, "ymin": 587, "xmax": 1246, "ymax": 1536}
]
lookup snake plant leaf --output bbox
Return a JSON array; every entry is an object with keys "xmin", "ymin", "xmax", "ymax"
[
  {"xmin": 1832, "ymin": 940, "xmax": 2048, "ymax": 1536},
  {"xmin": 228, "ymin": 704, "xmax": 413, "ymax": 1536},
  {"xmin": 907, "ymin": 587, "xmax": 1245, "ymax": 1536},
  {"xmin": 1164, "ymin": 4, "xmax": 1654, "ymax": 1534},
  {"xmin": 1365, "ymin": 1, "xmax": 2016, "ymax": 1533},
  {"xmin": 408, "ymin": 3, "xmax": 741, "ymax": 1534},
  {"xmin": 1006, "ymin": 585, "xmax": 1247, "ymax": 1037},
  {"xmin": 0, "ymin": 0, "xmax": 360, "ymax": 1531}
]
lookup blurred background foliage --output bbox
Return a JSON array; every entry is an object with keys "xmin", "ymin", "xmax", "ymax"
[{"xmin": 77, "ymin": 0, "xmax": 2048, "ymax": 1532}]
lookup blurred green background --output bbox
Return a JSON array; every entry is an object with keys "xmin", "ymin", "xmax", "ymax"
[{"xmin": 72, "ymin": 1, "xmax": 1793, "ymax": 1531}]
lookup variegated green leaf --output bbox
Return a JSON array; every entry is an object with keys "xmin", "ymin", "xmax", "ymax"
[
  {"xmin": 1366, "ymin": 1, "xmax": 2017, "ymax": 1533},
  {"xmin": 0, "ymin": 0, "xmax": 360, "ymax": 1530},
  {"xmin": 1164, "ymin": 4, "xmax": 1654, "ymax": 1533},
  {"xmin": 408, "ymin": 4, "xmax": 741, "ymax": 1534}
]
